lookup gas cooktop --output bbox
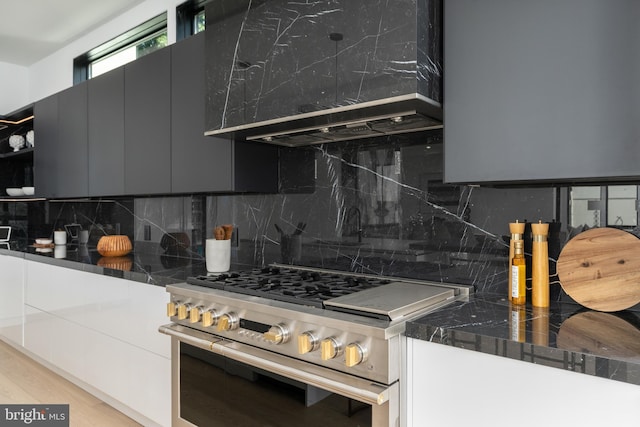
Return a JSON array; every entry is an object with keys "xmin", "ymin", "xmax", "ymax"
[{"xmin": 186, "ymin": 265, "xmax": 393, "ymax": 309}]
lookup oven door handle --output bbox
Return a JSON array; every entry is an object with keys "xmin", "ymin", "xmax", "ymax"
[{"xmin": 159, "ymin": 323, "xmax": 395, "ymax": 406}]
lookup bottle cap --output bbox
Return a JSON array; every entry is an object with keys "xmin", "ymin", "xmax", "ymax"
[{"xmin": 514, "ymin": 239, "xmax": 524, "ymax": 253}]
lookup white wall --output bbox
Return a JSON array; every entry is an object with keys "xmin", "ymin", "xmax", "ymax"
[
  {"xmin": 3, "ymin": 0, "xmax": 185, "ymax": 114},
  {"xmin": 0, "ymin": 62, "xmax": 30, "ymax": 114}
]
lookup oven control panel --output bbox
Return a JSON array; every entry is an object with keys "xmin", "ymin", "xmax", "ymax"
[{"xmin": 165, "ymin": 292, "xmax": 398, "ymax": 384}]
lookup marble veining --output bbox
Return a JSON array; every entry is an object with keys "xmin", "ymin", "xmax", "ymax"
[
  {"xmin": 0, "ymin": 129, "xmax": 561, "ymax": 294},
  {"xmin": 2, "ymin": 127, "xmax": 639, "ymax": 387},
  {"xmin": 205, "ymin": 0, "xmax": 440, "ymax": 131},
  {"xmin": 406, "ymin": 294, "xmax": 640, "ymax": 386}
]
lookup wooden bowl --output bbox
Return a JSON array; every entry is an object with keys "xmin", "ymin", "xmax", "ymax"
[{"xmin": 97, "ymin": 235, "xmax": 132, "ymax": 257}]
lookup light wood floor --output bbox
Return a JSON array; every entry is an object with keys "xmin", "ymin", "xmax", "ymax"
[{"xmin": 0, "ymin": 339, "xmax": 142, "ymax": 427}]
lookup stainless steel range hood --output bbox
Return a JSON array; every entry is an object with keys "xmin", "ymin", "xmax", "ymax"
[
  {"xmin": 204, "ymin": 94, "xmax": 442, "ymax": 147},
  {"xmin": 204, "ymin": 0, "xmax": 443, "ymax": 147}
]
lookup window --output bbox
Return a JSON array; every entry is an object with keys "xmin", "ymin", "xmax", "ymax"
[
  {"xmin": 73, "ymin": 13, "xmax": 168, "ymax": 84},
  {"xmin": 176, "ymin": 0, "xmax": 209, "ymax": 41},
  {"xmin": 195, "ymin": 9, "xmax": 206, "ymax": 33}
]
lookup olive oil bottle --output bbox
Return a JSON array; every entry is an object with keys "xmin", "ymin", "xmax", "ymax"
[
  {"xmin": 510, "ymin": 239, "xmax": 526, "ymax": 305},
  {"xmin": 508, "ymin": 221, "xmax": 525, "ymax": 288}
]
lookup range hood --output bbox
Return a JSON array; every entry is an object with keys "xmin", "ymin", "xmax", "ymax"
[
  {"xmin": 205, "ymin": 94, "xmax": 442, "ymax": 147},
  {"xmin": 204, "ymin": 0, "xmax": 443, "ymax": 147}
]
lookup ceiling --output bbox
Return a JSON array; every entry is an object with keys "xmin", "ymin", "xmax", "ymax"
[{"xmin": 0, "ymin": 0, "xmax": 146, "ymax": 66}]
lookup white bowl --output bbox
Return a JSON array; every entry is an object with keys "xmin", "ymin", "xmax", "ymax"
[
  {"xmin": 21, "ymin": 186, "xmax": 34, "ymax": 195},
  {"xmin": 35, "ymin": 238, "xmax": 53, "ymax": 245},
  {"xmin": 6, "ymin": 188, "xmax": 24, "ymax": 196}
]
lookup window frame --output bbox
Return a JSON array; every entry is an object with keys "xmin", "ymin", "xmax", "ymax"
[
  {"xmin": 176, "ymin": 0, "xmax": 209, "ymax": 41},
  {"xmin": 73, "ymin": 13, "xmax": 168, "ymax": 84}
]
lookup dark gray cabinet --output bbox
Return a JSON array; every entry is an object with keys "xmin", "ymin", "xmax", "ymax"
[
  {"xmin": 171, "ymin": 32, "xmax": 233, "ymax": 193},
  {"xmin": 88, "ymin": 67, "xmax": 125, "ymax": 196},
  {"xmin": 57, "ymin": 82, "xmax": 89, "ymax": 197},
  {"xmin": 35, "ymin": 84, "xmax": 89, "ymax": 198},
  {"xmin": 171, "ymin": 31, "xmax": 278, "ymax": 193},
  {"xmin": 443, "ymin": 0, "xmax": 640, "ymax": 184},
  {"xmin": 34, "ymin": 95, "xmax": 58, "ymax": 197},
  {"xmin": 124, "ymin": 47, "xmax": 171, "ymax": 195},
  {"xmin": 33, "ymin": 33, "xmax": 279, "ymax": 199}
]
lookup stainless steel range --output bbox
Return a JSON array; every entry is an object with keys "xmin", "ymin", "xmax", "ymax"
[{"xmin": 159, "ymin": 264, "xmax": 472, "ymax": 427}]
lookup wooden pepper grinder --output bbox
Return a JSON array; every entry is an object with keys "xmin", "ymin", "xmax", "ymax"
[
  {"xmin": 508, "ymin": 220, "xmax": 525, "ymax": 291},
  {"xmin": 531, "ymin": 220, "xmax": 550, "ymax": 307}
]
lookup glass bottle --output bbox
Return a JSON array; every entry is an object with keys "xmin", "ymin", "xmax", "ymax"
[
  {"xmin": 508, "ymin": 220, "xmax": 525, "ymax": 294},
  {"xmin": 510, "ymin": 239, "xmax": 526, "ymax": 305}
]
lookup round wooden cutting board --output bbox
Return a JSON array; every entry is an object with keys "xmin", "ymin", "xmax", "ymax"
[{"xmin": 556, "ymin": 227, "xmax": 640, "ymax": 312}]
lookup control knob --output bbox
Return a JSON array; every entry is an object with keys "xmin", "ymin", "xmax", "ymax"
[
  {"xmin": 297, "ymin": 332, "xmax": 319, "ymax": 354},
  {"xmin": 217, "ymin": 312, "xmax": 239, "ymax": 332},
  {"xmin": 345, "ymin": 343, "xmax": 366, "ymax": 367},
  {"xmin": 166, "ymin": 301, "xmax": 179, "ymax": 317},
  {"xmin": 264, "ymin": 324, "xmax": 290, "ymax": 344},
  {"xmin": 201, "ymin": 309, "xmax": 219, "ymax": 328},
  {"xmin": 177, "ymin": 303, "xmax": 193, "ymax": 320},
  {"xmin": 189, "ymin": 306, "xmax": 205, "ymax": 324},
  {"xmin": 321, "ymin": 337, "xmax": 342, "ymax": 360}
]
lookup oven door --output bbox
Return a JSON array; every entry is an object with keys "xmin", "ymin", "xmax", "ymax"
[{"xmin": 159, "ymin": 324, "xmax": 398, "ymax": 427}]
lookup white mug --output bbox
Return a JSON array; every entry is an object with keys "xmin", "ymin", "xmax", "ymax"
[
  {"xmin": 206, "ymin": 239, "xmax": 231, "ymax": 273},
  {"xmin": 54, "ymin": 230, "xmax": 67, "ymax": 245}
]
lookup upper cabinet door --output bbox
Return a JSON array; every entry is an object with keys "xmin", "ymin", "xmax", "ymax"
[
  {"xmin": 35, "ymin": 84, "xmax": 89, "ymax": 198},
  {"xmin": 34, "ymin": 94, "xmax": 59, "ymax": 198},
  {"xmin": 124, "ymin": 48, "xmax": 171, "ymax": 195},
  {"xmin": 88, "ymin": 67, "xmax": 125, "ymax": 197},
  {"xmin": 443, "ymin": 0, "xmax": 640, "ymax": 184},
  {"xmin": 170, "ymin": 32, "xmax": 233, "ymax": 193},
  {"xmin": 57, "ymin": 82, "xmax": 89, "ymax": 197}
]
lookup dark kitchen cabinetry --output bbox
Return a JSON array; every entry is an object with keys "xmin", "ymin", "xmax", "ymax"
[
  {"xmin": 34, "ymin": 95, "xmax": 58, "ymax": 197},
  {"xmin": 171, "ymin": 31, "xmax": 278, "ymax": 193},
  {"xmin": 171, "ymin": 32, "xmax": 232, "ymax": 193},
  {"xmin": 124, "ymin": 47, "xmax": 171, "ymax": 195},
  {"xmin": 57, "ymin": 82, "xmax": 89, "ymax": 197},
  {"xmin": 35, "ymin": 83, "xmax": 89, "ymax": 198},
  {"xmin": 32, "ymin": 32, "xmax": 279, "ymax": 199},
  {"xmin": 88, "ymin": 67, "xmax": 125, "ymax": 196},
  {"xmin": 443, "ymin": 0, "xmax": 640, "ymax": 184}
]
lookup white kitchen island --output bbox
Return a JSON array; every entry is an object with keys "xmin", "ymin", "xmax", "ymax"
[{"xmin": 0, "ymin": 253, "xmax": 171, "ymax": 427}]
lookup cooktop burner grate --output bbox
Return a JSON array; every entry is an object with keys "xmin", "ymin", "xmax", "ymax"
[{"xmin": 186, "ymin": 266, "xmax": 392, "ymax": 308}]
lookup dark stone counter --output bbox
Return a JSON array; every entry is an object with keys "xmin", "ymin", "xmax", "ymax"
[
  {"xmin": 0, "ymin": 239, "xmax": 253, "ymax": 286},
  {"xmin": 406, "ymin": 294, "xmax": 640, "ymax": 387}
]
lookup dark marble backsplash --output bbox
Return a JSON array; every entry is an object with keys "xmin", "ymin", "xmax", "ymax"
[{"xmin": 1, "ymin": 129, "xmax": 573, "ymax": 294}]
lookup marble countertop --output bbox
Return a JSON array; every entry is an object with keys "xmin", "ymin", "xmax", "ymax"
[
  {"xmin": 8, "ymin": 235, "xmax": 639, "ymax": 388},
  {"xmin": 406, "ymin": 293, "xmax": 640, "ymax": 387},
  {"xmin": 0, "ymin": 238, "xmax": 245, "ymax": 286}
]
